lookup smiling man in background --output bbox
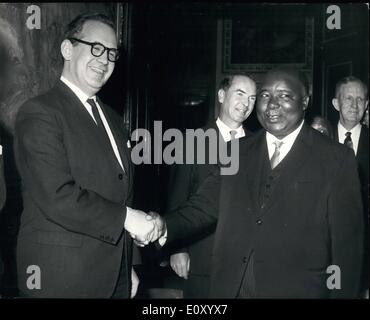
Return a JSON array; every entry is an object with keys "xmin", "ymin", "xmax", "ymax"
[{"xmin": 166, "ymin": 74, "xmax": 256, "ymax": 298}]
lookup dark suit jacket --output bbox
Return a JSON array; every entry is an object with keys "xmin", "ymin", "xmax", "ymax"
[
  {"xmin": 334, "ymin": 124, "xmax": 369, "ymax": 291},
  {"xmin": 334, "ymin": 125, "xmax": 369, "ymax": 207},
  {"xmin": 167, "ymin": 124, "xmax": 363, "ymax": 298},
  {"xmin": 14, "ymin": 81, "xmax": 134, "ymax": 298},
  {"xmin": 166, "ymin": 122, "xmax": 251, "ymax": 297}
]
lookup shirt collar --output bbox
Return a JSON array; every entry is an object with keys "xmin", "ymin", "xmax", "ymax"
[
  {"xmin": 60, "ymin": 76, "xmax": 96, "ymax": 105},
  {"xmin": 337, "ymin": 121, "xmax": 362, "ymax": 137},
  {"xmin": 216, "ymin": 117, "xmax": 245, "ymax": 142},
  {"xmin": 266, "ymin": 119, "xmax": 305, "ymax": 147}
]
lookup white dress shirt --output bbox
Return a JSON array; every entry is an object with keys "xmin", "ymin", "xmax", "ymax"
[
  {"xmin": 60, "ymin": 76, "xmax": 124, "ymax": 171},
  {"xmin": 216, "ymin": 117, "xmax": 245, "ymax": 142},
  {"xmin": 337, "ymin": 122, "xmax": 362, "ymax": 156},
  {"xmin": 266, "ymin": 120, "xmax": 304, "ymax": 166}
]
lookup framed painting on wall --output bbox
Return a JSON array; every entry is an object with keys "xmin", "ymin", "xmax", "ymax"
[{"xmin": 222, "ymin": 15, "xmax": 314, "ymax": 73}]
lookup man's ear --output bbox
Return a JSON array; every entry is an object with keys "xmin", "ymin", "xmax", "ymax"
[
  {"xmin": 302, "ymin": 95, "xmax": 310, "ymax": 111},
  {"xmin": 61, "ymin": 39, "xmax": 73, "ymax": 61},
  {"xmin": 332, "ymin": 98, "xmax": 340, "ymax": 112},
  {"xmin": 218, "ymin": 89, "xmax": 225, "ymax": 104}
]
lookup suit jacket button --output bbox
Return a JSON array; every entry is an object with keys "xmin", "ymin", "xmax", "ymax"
[
  {"xmin": 256, "ymin": 219, "xmax": 263, "ymax": 225},
  {"xmin": 118, "ymin": 173, "xmax": 123, "ymax": 180},
  {"xmin": 242, "ymin": 257, "xmax": 247, "ymax": 263}
]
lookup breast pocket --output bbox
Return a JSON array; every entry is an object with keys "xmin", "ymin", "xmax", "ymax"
[{"xmin": 33, "ymin": 229, "xmax": 83, "ymax": 248}]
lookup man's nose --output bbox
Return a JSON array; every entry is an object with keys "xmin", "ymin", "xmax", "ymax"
[
  {"xmin": 241, "ymin": 96, "xmax": 250, "ymax": 106},
  {"xmin": 97, "ymin": 50, "xmax": 109, "ymax": 64},
  {"xmin": 267, "ymin": 95, "xmax": 279, "ymax": 109}
]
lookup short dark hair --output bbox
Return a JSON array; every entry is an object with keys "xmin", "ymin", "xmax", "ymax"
[
  {"xmin": 334, "ymin": 76, "xmax": 368, "ymax": 98},
  {"xmin": 265, "ymin": 67, "xmax": 310, "ymax": 96},
  {"xmin": 219, "ymin": 73, "xmax": 254, "ymax": 91},
  {"xmin": 63, "ymin": 13, "xmax": 115, "ymax": 43}
]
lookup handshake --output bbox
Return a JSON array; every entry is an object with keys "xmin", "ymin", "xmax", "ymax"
[{"xmin": 124, "ymin": 208, "xmax": 166, "ymax": 247}]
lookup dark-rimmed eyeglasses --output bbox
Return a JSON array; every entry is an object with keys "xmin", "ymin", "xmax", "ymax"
[{"xmin": 69, "ymin": 38, "xmax": 119, "ymax": 62}]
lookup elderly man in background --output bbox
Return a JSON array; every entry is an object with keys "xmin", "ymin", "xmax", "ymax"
[{"xmin": 332, "ymin": 76, "xmax": 369, "ymax": 298}]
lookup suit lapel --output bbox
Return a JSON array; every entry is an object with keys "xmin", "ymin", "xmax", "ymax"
[
  {"xmin": 96, "ymin": 97, "xmax": 131, "ymax": 176},
  {"xmin": 57, "ymin": 81, "xmax": 130, "ymax": 177},
  {"xmin": 242, "ymin": 130, "xmax": 267, "ymax": 216},
  {"xmin": 57, "ymin": 81, "xmax": 102, "ymax": 134},
  {"xmin": 357, "ymin": 125, "xmax": 368, "ymax": 160}
]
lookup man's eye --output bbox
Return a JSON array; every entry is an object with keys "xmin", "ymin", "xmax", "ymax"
[
  {"xmin": 279, "ymin": 94, "xmax": 290, "ymax": 99},
  {"xmin": 259, "ymin": 93, "xmax": 269, "ymax": 98}
]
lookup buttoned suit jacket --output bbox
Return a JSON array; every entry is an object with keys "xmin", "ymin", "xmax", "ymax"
[
  {"xmin": 167, "ymin": 124, "xmax": 364, "ymax": 298},
  {"xmin": 14, "ymin": 81, "xmax": 134, "ymax": 298}
]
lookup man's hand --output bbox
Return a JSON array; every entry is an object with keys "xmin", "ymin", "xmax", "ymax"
[
  {"xmin": 170, "ymin": 252, "xmax": 190, "ymax": 279},
  {"xmin": 131, "ymin": 267, "xmax": 139, "ymax": 298},
  {"xmin": 124, "ymin": 208, "xmax": 155, "ymax": 246},
  {"xmin": 148, "ymin": 211, "xmax": 166, "ymax": 243}
]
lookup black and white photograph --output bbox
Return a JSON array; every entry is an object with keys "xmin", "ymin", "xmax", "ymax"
[{"xmin": 0, "ymin": 2, "xmax": 368, "ymax": 311}]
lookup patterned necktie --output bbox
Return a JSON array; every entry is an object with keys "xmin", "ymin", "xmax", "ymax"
[
  {"xmin": 270, "ymin": 140, "xmax": 284, "ymax": 169},
  {"xmin": 344, "ymin": 132, "xmax": 354, "ymax": 150},
  {"xmin": 230, "ymin": 130, "xmax": 237, "ymax": 141}
]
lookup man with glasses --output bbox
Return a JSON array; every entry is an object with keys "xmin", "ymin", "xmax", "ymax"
[{"xmin": 14, "ymin": 13, "xmax": 155, "ymax": 298}]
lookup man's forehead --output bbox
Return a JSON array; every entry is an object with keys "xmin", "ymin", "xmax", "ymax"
[
  {"xmin": 339, "ymin": 81, "xmax": 367, "ymax": 95},
  {"xmin": 230, "ymin": 76, "xmax": 256, "ymax": 90},
  {"xmin": 80, "ymin": 20, "xmax": 117, "ymax": 42},
  {"xmin": 262, "ymin": 72, "xmax": 303, "ymax": 92}
]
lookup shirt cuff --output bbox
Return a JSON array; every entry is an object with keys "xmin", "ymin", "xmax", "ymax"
[{"xmin": 158, "ymin": 229, "xmax": 168, "ymax": 246}]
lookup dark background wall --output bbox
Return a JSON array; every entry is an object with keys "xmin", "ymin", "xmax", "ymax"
[{"xmin": 125, "ymin": 2, "xmax": 368, "ymax": 213}]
